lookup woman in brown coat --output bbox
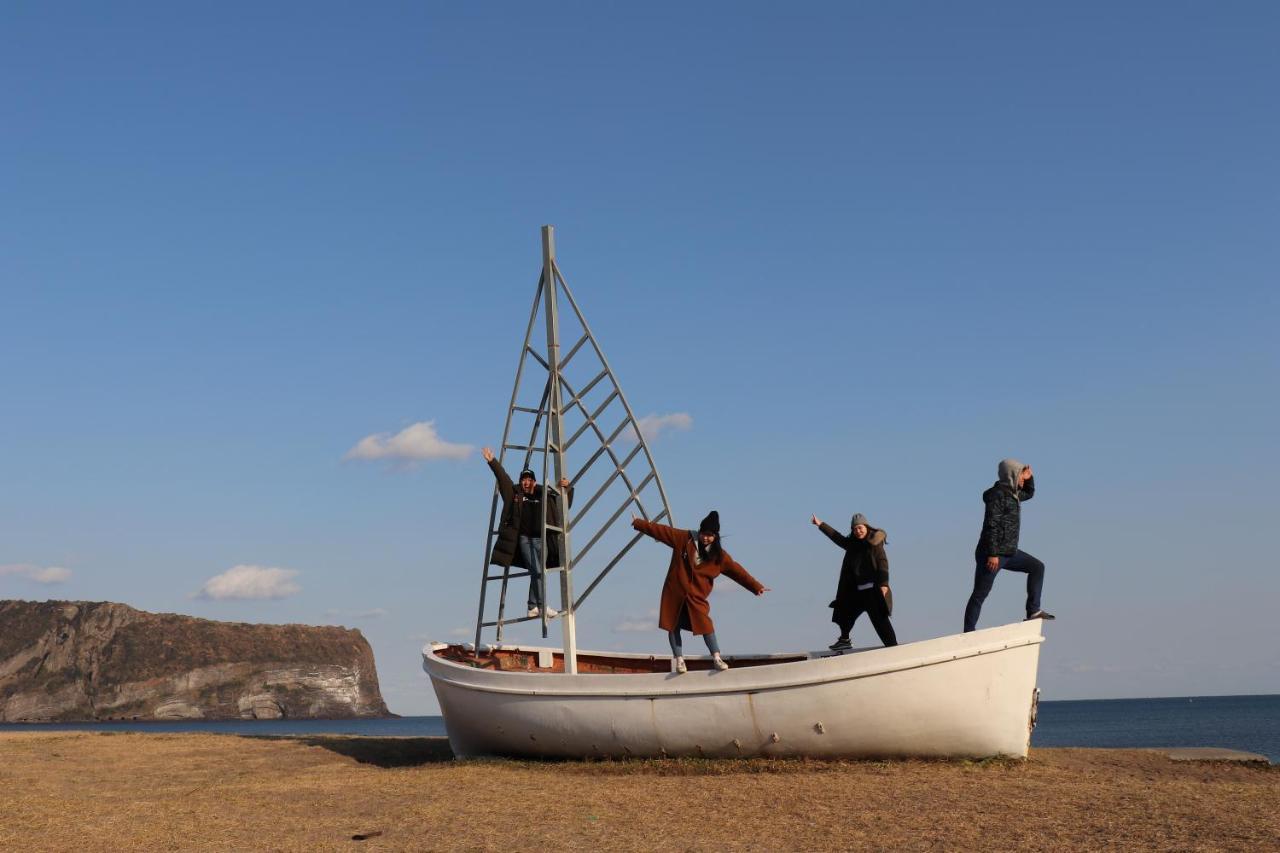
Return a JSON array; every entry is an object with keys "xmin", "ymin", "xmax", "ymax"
[{"xmin": 632, "ymin": 510, "xmax": 769, "ymax": 673}]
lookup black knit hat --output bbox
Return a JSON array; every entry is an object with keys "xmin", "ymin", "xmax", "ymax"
[
  {"xmin": 698, "ymin": 511, "xmax": 720, "ymax": 535},
  {"xmin": 519, "ymin": 468, "xmax": 537, "ymax": 481}
]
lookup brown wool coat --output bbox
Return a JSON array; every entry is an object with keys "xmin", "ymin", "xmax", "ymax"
[{"xmin": 632, "ymin": 518, "xmax": 765, "ymax": 635}]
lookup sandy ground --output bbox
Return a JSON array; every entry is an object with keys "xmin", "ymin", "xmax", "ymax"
[{"xmin": 1, "ymin": 733, "xmax": 1276, "ymax": 852}]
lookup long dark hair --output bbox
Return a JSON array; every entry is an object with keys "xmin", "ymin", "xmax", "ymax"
[{"xmin": 697, "ymin": 533, "xmax": 724, "ymax": 563}]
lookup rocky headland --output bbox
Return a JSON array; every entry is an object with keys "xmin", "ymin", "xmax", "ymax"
[{"xmin": 0, "ymin": 600, "xmax": 390, "ymax": 721}]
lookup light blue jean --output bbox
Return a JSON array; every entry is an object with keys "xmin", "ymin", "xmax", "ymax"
[{"xmin": 668, "ymin": 629, "xmax": 720, "ymax": 657}]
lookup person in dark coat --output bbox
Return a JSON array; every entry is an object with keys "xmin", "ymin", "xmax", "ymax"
[
  {"xmin": 632, "ymin": 510, "xmax": 769, "ymax": 673},
  {"xmin": 810, "ymin": 512, "xmax": 897, "ymax": 651},
  {"xmin": 481, "ymin": 447, "xmax": 573, "ymax": 619},
  {"xmin": 963, "ymin": 458, "xmax": 1054, "ymax": 632}
]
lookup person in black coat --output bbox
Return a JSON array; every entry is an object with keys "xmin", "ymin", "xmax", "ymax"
[
  {"xmin": 481, "ymin": 447, "xmax": 573, "ymax": 619},
  {"xmin": 963, "ymin": 458, "xmax": 1054, "ymax": 632},
  {"xmin": 811, "ymin": 512, "xmax": 897, "ymax": 651}
]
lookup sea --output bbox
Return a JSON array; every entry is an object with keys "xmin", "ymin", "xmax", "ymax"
[{"xmin": 3, "ymin": 694, "xmax": 1276, "ymax": 763}]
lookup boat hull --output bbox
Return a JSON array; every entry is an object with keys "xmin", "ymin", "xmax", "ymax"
[{"xmin": 423, "ymin": 620, "xmax": 1044, "ymax": 760}]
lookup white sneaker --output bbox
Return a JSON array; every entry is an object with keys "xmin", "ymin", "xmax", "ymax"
[
  {"xmin": 712, "ymin": 654, "xmax": 730, "ymax": 671},
  {"xmin": 544, "ymin": 607, "xmax": 559, "ymax": 619},
  {"xmin": 527, "ymin": 607, "xmax": 540, "ymax": 618},
  {"xmin": 674, "ymin": 657, "xmax": 687, "ymax": 674}
]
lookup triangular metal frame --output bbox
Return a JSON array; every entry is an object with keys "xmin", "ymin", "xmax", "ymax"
[{"xmin": 473, "ymin": 226, "xmax": 675, "ymax": 674}]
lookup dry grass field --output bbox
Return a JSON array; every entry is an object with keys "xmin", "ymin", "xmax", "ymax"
[{"xmin": 1, "ymin": 732, "xmax": 1276, "ymax": 851}]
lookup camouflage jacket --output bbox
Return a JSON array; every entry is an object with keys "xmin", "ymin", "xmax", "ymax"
[{"xmin": 975, "ymin": 477, "xmax": 1035, "ymax": 558}]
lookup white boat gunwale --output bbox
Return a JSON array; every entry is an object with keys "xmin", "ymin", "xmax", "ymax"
[{"xmin": 423, "ymin": 624, "xmax": 1045, "ymax": 699}]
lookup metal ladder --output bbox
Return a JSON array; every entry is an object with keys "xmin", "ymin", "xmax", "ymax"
[{"xmin": 473, "ymin": 226, "xmax": 675, "ymax": 674}]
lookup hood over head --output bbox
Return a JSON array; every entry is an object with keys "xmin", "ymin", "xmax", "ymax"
[{"xmin": 996, "ymin": 458, "xmax": 1026, "ymax": 490}]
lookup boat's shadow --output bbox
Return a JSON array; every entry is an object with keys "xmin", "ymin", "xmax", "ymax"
[{"xmin": 263, "ymin": 735, "xmax": 455, "ymax": 768}]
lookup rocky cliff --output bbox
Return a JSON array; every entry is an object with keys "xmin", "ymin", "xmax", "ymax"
[{"xmin": 0, "ymin": 600, "xmax": 391, "ymax": 721}]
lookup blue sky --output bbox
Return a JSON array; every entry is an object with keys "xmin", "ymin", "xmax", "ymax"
[{"xmin": 3, "ymin": 2, "xmax": 1277, "ymax": 715}]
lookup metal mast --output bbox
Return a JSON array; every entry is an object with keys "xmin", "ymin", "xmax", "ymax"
[{"xmin": 473, "ymin": 226, "xmax": 675, "ymax": 674}]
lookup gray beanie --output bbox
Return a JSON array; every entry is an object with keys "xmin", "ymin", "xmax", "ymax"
[{"xmin": 850, "ymin": 513, "xmax": 870, "ymax": 530}]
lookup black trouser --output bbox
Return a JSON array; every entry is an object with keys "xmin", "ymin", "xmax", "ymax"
[{"xmin": 834, "ymin": 586, "xmax": 897, "ymax": 647}]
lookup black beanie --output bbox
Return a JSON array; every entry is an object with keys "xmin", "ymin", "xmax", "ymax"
[
  {"xmin": 698, "ymin": 511, "xmax": 720, "ymax": 535},
  {"xmin": 519, "ymin": 468, "xmax": 537, "ymax": 481}
]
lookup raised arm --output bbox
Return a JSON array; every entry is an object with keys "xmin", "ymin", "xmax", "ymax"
[
  {"xmin": 720, "ymin": 555, "xmax": 766, "ymax": 595},
  {"xmin": 482, "ymin": 447, "xmax": 514, "ymax": 501},
  {"xmin": 631, "ymin": 517, "xmax": 685, "ymax": 549},
  {"xmin": 816, "ymin": 521, "xmax": 851, "ymax": 550},
  {"xmin": 1018, "ymin": 474, "xmax": 1035, "ymax": 502}
]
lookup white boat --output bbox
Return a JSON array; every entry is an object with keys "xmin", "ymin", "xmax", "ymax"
[
  {"xmin": 424, "ymin": 621, "xmax": 1043, "ymax": 760},
  {"xmin": 422, "ymin": 227, "xmax": 1045, "ymax": 760}
]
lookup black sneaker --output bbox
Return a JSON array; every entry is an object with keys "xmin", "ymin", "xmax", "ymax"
[
  {"xmin": 1026, "ymin": 610, "xmax": 1056, "ymax": 621},
  {"xmin": 828, "ymin": 637, "xmax": 852, "ymax": 651}
]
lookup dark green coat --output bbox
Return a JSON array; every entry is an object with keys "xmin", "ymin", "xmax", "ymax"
[{"xmin": 486, "ymin": 459, "xmax": 573, "ymax": 570}]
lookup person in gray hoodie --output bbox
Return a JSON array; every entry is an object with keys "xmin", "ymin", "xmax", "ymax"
[{"xmin": 963, "ymin": 458, "xmax": 1055, "ymax": 632}]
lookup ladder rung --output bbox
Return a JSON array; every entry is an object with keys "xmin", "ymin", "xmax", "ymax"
[
  {"xmin": 502, "ymin": 444, "xmax": 560, "ymax": 453},
  {"xmin": 482, "ymin": 613, "xmax": 568, "ymax": 628},
  {"xmin": 484, "ymin": 566, "xmax": 565, "ymax": 580},
  {"xmin": 512, "ymin": 406, "xmax": 541, "ymax": 414}
]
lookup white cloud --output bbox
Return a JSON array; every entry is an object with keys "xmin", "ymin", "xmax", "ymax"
[
  {"xmin": 194, "ymin": 565, "xmax": 301, "ymax": 601},
  {"xmin": 356, "ymin": 608, "xmax": 389, "ymax": 620},
  {"xmin": 344, "ymin": 420, "xmax": 473, "ymax": 466},
  {"xmin": 636, "ymin": 413, "xmax": 693, "ymax": 442},
  {"xmin": 613, "ymin": 609, "xmax": 659, "ymax": 633},
  {"xmin": 0, "ymin": 563, "xmax": 73, "ymax": 585}
]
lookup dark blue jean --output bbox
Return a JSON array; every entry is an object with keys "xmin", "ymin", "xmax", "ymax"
[
  {"xmin": 518, "ymin": 535, "xmax": 544, "ymax": 609},
  {"xmin": 963, "ymin": 550, "xmax": 1044, "ymax": 632}
]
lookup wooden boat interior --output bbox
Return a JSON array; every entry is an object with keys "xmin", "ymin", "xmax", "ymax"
[{"xmin": 437, "ymin": 643, "xmax": 811, "ymax": 674}]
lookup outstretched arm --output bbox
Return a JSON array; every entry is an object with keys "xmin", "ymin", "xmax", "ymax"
[
  {"xmin": 720, "ymin": 556, "xmax": 767, "ymax": 596},
  {"xmin": 631, "ymin": 517, "xmax": 685, "ymax": 549}
]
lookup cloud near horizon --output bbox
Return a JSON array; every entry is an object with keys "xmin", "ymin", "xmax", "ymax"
[
  {"xmin": 344, "ymin": 420, "xmax": 473, "ymax": 467},
  {"xmin": 634, "ymin": 412, "xmax": 693, "ymax": 443},
  {"xmin": 0, "ymin": 563, "xmax": 73, "ymax": 584},
  {"xmin": 194, "ymin": 565, "xmax": 301, "ymax": 600},
  {"xmin": 613, "ymin": 609, "xmax": 660, "ymax": 633}
]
